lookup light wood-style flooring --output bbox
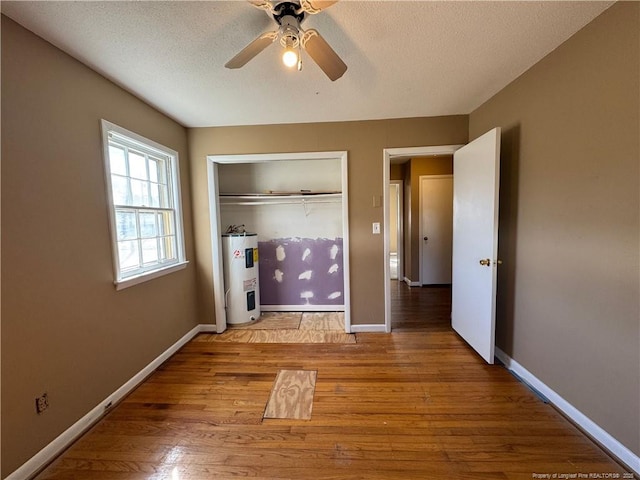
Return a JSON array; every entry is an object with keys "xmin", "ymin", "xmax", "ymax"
[
  {"xmin": 36, "ymin": 282, "xmax": 627, "ymax": 479},
  {"xmin": 203, "ymin": 311, "xmax": 354, "ymax": 344}
]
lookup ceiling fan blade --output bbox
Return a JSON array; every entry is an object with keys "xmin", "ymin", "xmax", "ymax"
[
  {"xmin": 225, "ymin": 31, "xmax": 278, "ymax": 69},
  {"xmin": 247, "ymin": 0, "xmax": 274, "ymax": 13},
  {"xmin": 301, "ymin": 29, "xmax": 347, "ymax": 81},
  {"xmin": 300, "ymin": 0, "xmax": 338, "ymax": 14}
]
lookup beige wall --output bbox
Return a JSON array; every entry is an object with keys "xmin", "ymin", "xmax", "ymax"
[
  {"xmin": 470, "ymin": 2, "xmax": 639, "ymax": 456},
  {"xmin": 1, "ymin": 17, "xmax": 200, "ymax": 476},
  {"xmin": 390, "ymin": 164, "xmax": 404, "ymax": 181},
  {"xmin": 188, "ymin": 117, "xmax": 468, "ymax": 326}
]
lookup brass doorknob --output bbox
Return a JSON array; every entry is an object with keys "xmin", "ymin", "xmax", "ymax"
[{"xmin": 479, "ymin": 258, "xmax": 491, "ymax": 266}]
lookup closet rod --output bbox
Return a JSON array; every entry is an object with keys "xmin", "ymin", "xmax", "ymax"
[{"xmin": 220, "ymin": 199, "xmax": 342, "ymax": 206}]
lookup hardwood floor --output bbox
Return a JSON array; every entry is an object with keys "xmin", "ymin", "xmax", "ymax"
[
  {"xmin": 36, "ymin": 282, "xmax": 627, "ymax": 479},
  {"xmin": 391, "ymin": 281, "xmax": 452, "ymax": 332}
]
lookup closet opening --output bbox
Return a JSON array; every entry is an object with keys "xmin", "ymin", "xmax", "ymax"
[{"xmin": 207, "ymin": 151, "xmax": 350, "ymax": 334}]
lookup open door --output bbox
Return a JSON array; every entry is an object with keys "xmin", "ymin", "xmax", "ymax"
[{"xmin": 451, "ymin": 128, "xmax": 501, "ymax": 364}]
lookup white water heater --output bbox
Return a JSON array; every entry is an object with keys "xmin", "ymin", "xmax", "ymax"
[{"xmin": 221, "ymin": 233, "xmax": 260, "ymax": 325}]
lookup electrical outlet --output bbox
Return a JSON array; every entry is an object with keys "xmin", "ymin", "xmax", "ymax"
[{"xmin": 35, "ymin": 393, "xmax": 49, "ymax": 414}]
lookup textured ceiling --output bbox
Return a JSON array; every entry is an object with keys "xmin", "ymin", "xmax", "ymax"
[{"xmin": 2, "ymin": 1, "xmax": 613, "ymax": 128}]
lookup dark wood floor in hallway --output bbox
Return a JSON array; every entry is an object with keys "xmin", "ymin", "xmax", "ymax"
[
  {"xmin": 36, "ymin": 282, "xmax": 627, "ymax": 479},
  {"xmin": 391, "ymin": 281, "xmax": 452, "ymax": 332}
]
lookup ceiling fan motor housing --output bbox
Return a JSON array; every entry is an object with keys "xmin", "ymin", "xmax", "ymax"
[
  {"xmin": 274, "ymin": 2, "xmax": 305, "ymax": 48},
  {"xmin": 273, "ymin": 2, "xmax": 306, "ymax": 26}
]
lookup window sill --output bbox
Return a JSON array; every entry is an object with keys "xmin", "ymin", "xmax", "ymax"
[{"xmin": 114, "ymin": 261, "xmax": 189, "ymax": 291}]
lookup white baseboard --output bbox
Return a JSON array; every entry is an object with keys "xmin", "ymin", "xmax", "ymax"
[
  {"xmin": 403, "ymin": 277, "xmax": 421, "ymax": 287},
  {"xmin": 260, "ymin": 305, "xmax": 344, "ymax": 312},
  {"xmin": 199, "ymin": 323, "xmax": 217, "ymax": 333},
  {"xmin": 350, "ymin": 324, "xmax": 387, "ymax": 333},
  {"xmin": 495, "ymin": 347, "xmax": 640, "ymax": 476},
  {"xmin": 7, "ymin": 325, "xmax": 203, "ymax": 480}
]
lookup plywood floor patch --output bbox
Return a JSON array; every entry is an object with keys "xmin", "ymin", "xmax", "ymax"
[
  {"xmin": 201, "ymin": 311, "xmax": 354, "ymax": 344},
  {"xmin": 299, "ymin": 312, "xmax": 344, "ymax": 331},
  {"xmin": 198, "ymin": 329, "xmax": 356, "ymax": 344},
  {"xmin": 264, "ymin": 370, "xmax": 317, "ymax": 420},
  {"xmin": 230, "ymin": 312, "xmax": 302, "ymax": 330}
]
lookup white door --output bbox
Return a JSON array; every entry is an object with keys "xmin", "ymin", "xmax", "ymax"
[
  {"xmin": 420, "ymin": 175, "xmax": 453, "ymax": 285},
  {"xmin": 451, "ymin": 128, "xmax": 501, "ymax": 364}
]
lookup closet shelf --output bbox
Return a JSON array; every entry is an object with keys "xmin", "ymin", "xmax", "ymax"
[{"xmin": 219, "ymin": 192, "xmax": 342, "ymax": 206}]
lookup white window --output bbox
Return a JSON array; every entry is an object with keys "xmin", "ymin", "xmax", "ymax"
[{"xmin": 101, "ymin": 120, "xmax": 187, "ymax": 289}]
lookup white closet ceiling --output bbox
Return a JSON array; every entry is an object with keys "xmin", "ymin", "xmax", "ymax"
[{"xmin": 1, "ymin": 1, "xmax": 612, "ymax": 128}]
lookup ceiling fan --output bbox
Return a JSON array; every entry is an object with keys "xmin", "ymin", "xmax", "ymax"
[{"xmin": 225, "ymin": 0, "xmax": 347, "ymax": 81}]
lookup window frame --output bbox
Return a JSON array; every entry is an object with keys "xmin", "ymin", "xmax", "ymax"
[{"xmin": 101, "ymin": 120, "xmax": 188, "ymax": 290}]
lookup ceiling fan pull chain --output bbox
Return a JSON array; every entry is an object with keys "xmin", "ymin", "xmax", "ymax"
[{"xmin": 298, "ymin": 41, "xmax": 303, "ymax": 71}]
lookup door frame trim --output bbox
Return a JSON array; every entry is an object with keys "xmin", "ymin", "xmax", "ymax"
[{"xmin": 383, "ymin": 145, "xmax": 463, "ymax": 333}]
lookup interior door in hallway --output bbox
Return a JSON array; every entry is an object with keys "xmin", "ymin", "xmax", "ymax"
[
  {"xmin": 451, "ymin": 128, "xmax": 501, "ymax": 364},
  {"xmin": 420, "ymin": 175, "xmax": 453, "ymax": 285}
]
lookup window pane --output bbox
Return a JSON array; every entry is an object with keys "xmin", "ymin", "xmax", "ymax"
[
  {"xmin": 111, "ymin": 175, "xmax": 129, "ymax": 205},
  {"xmin": 115, "ymin": 210, "xmax": 137, "ymax": 240},
  {"xmin": 158, "ymin": 184, "xmax": 168, "ymax": 208},
  {"xmin": 129, "ymin": 151, "xmax": 147, "ymax": 180},
  {"xmin": 109, "ymin": 145, "xmax": 127, "ymax": 176},
  {"xmin": 148, "ymin": 158, "xmax": 159, "ymax": 183},
  {"xmin": 160, "ymin": 236, "xmax": 177, "ymax": 261},
  {"xmin": 150, "ymin": 183, "xmax": 160, "ymax": 208},
  {"xmin": 131, "ymin": 179, "xmax": 150, "ymax": 206},
  {"xmin": 141, "ymin": 238, "xmax": 159, "ymax": 265},
  {"xmin": 118, "ymin": 240, "xmax": 140, "ymax": 271},
  {"xmin": 139, "ymin": 212, "xmax": 157, "ymax": 238},
  {"xmin": 158, "ymin": 211, "xmax": 174, "ymax": 235},
  {"xmin": 156, "ymin": 158, "xmax": 167, "ymax": 185}
]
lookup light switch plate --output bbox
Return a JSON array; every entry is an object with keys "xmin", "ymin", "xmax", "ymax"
[{"xmin": 372, "ymin": 222, "xmax": 381, "ymax": 234}]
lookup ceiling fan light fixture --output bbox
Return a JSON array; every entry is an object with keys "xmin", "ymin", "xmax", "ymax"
[
  {"xmin": 282, "ymin": 47, "xmax": 298, "ymax": 68},
  {"xmin": 279, "ymin": 22, "xmax": 300, "ymax": 69}
]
